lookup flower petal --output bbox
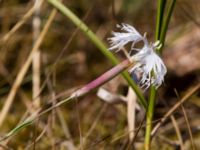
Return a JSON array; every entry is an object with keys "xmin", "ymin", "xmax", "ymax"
[
  {"xmin": 108, "ymin": 23, "xmax": 144, "ymax": 51},
  {"xmin": 108, "ymin": 23, "xmax": 167, "ymax": 89}
]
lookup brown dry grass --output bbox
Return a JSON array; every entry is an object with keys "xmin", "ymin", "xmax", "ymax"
[{"xmin": 0, "ymin": 0, "xmax": 199, "ymax": 149}]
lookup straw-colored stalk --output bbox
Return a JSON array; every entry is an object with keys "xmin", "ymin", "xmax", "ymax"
[
  {"xmin": 0, "ymin": 9, "xmax": 57, "ymax": 128},
  {"xmin": 127, "ymin": 87, "xmax": 137, "ymax": 142},
  {"xmin": 32, "ymin": 0, "xmax": 41, "ymax": 108}
]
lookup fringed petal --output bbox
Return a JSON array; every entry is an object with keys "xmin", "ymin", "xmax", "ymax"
[{"xmin": 108, "ymin": 23, "xmax": 167, "ymax": 90}]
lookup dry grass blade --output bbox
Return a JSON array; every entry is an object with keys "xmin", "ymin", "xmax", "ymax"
[
  {"xmin": 180, "ymin": 104, "xmax": 196, "ymax": 150},
  {"xmin": 170, "ymin": 115, "xmax": 184, "ymax": 149},
  {"xmin": 56, "ymin": 109, "xmax": 74, "ymax": 142},
  {"xmin": 32, "ymin": 0, "xmax": 42, "ymax": 108},
  {"xmin": 25, "ymin": 124, "xmax": 48, "ymax": 149},
  {"xmin": 0, "ymin": 9, "xmax": 57, "ymax": 128},
  {"xmin": 80, "ymin": 104, "xmax": 107, "ymax": 148},
  {"xmin": 2, "ymin": 0, "xmax": 44, "ymax": 43},
  {"xmin": 75, "ymin": 99, "xmax": 83, "ymax": 150},
  {"xmin": 127, "ymin": 87, "xmax": 137, "ymax": 142},
  {"xmin": 175, "ymin": 89, "xmax": 197, "ymax": 150},
  {"xmin": 151, "ymin": 83, "xmax": 200, "ymax": 137}
]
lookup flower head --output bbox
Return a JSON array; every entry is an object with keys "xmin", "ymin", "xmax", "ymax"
[
  {"xmin": 108, "ymin": 24, "xmax": 144, "ymax": 51},
  {"xmin": 108, "ymin": 23, "xmax": 167, "ymax": 89}
]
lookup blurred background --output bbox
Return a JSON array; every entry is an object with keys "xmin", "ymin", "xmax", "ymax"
[{"xmin": 0, "ymin": 0, "xmax": 200, "ymax": 149}]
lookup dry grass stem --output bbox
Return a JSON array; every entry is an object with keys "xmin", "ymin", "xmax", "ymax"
[
  {"xmin": 170, "ymin": 115, "xmax": 184, "ymax": 149},
  {"xmin": 151, "ymin": 83, "xmax": 200, "ymax": 137},
  {"xmin": 0, "ymin": 8, "xmax": 57, "ymax": 128},
  {"xmin": 75, "ymin": 100, "xmax": 83, "ymax": 150},
  {"xmin": 0, "ymin": 1, "xmax": 199, "ymax": 149},
  {"xmin": 127, "ymin": 87, "xmax": 137, "ymax": 142},
  {"xmin": 32, "ymin": 0, "xmax": 42, "ymax": 108},
  {"xmin": 179, "ymin": 99, "xmax": 196, "ymax": 150},
  {"xmin": 25, "ymin": 123, "xmax": 48, "ymax": 149},
  {"xmin": 2, "ymin": 0, "xmax": 44, "ymax": 43},
  {"xmin": 80, "ymin": 104, "xmax": 107, "ymax": 148}
]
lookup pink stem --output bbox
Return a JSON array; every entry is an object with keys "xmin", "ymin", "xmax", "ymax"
[{"xmin": 71, "ymin": 59, "xmax": 132, "ymax": 98}]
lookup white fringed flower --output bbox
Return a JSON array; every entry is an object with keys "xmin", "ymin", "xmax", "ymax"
[
  {"xmin": 130, "ymin": 42, "xmax": 167, "ymax": 89},
  {"xmin": 108, "ymin": 23, "xmax": 144, "ymax": 51},
  {"xmin": 108, "ymin": 23, "xmax": 167, "ymax": 89}
]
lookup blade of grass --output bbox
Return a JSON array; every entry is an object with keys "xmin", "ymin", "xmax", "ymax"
[
  {"xmin": 151, "ymin": 83, "xmax": 200, "ymax": 137},
  {"xmin": 0, "ymin": 9, "xmax": 57, "ymax": 128},
  {"xmin": 0, "ymin": 120, "xmax": 33, "ymax": 142},
  {"xmin": 0, "ymin": 58, "xmax": 136, "ymax": 141},
  {"xmin": 2, "ymin": 0, "xmax": 44, "ymax": 43},
  {"xmin": 32, "ymin": 0, "xmax": 42, "ymax": 108},
  {"xmin": 127, "ymin": 87, "xmax": 137, "ymax": 142},
  {"xmin": 47, "ymin": 0, "xmax": 147, "ymax": 109},
  {"xmin": 175, "ymin": 89, "xmax": 196, "ymax": 150},
  {"xmin": 159, "ymin": 0, "xmax": 176, "ymax": 52},
  {"xmin": 144, "ymin": 0, "xmax": 176, "ymax": 149},
  {"xmin": 155, "ymin": 0, "xmax": 166, "ymax": 40},
  {"xmin": 170, "ymin": 115, "xmax": 184, "ymax": 149},
  {"xmin": 144, "ymin": 86, "xmax": 156, "ymax": 150}
]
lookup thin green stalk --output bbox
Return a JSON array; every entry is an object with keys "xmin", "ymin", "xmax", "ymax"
[
  {"xmin": 159, "ymin": 0, "xmax": 176, "ymax": 52},
  {"xmin": 144, "ymin": 0, "xmax": 176, "ymax": 149},
  {"xmin": 47, "ymin": 0, "xmax": 147, "ymax": 108},
  {"xmin": 145, "ymin": 0, "xmax": 165, "ymax": 147},
  {"xmin": 144, "ymin": 86, "xmax": 156, "ymax": 150},
  {"xmin": 155, "ymin": 0, "xmax": 166, "ymax": 40}
]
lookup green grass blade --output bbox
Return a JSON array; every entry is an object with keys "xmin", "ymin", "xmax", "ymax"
[
  {"xmin": 0, "ymin": 120, "xmax": 33, "ymax": 141},
  {"xmin": 47, "ymin": 0, "xmax": 147, "ymax": 108},
  {"xmin": 144, "ymin": 86, "xmax": 156, "ymax": 150},
  {"xmin": 145, "ymin": 0, "xmax": 176, "ymax": 149},
  {"xmin": 159, "ymin": 0, "xmax": 176, "ymax": 52},
  {"xmin": 156, "ymin": 0, "xmax": 166, "ymax": 40}
]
